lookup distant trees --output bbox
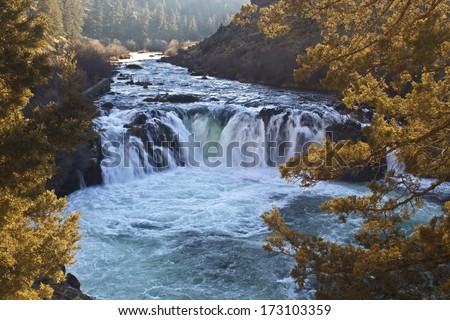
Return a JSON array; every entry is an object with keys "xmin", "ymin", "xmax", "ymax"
[
  {"xmin": 81, "ymin": 0, "xmax": 247, "ymax": 49},
  {"xmin": 63, "ymin": 0, "xmax": 86, "ymax": 40},
  {"xmin": 32, "ymin": 0, "xmax": 248, "ymax": 50}
]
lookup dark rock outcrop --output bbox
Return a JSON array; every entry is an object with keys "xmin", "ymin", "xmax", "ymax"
[
  {"xmin": 101, "ymin": 102, "xmax": 114, "ymax": 110},
  {"xmin": 144, "ymin": 94, "xmax": 200, "ymax": 103},
  {"xmin": 64, "ymin": 273, "xmax": 81, "ymax": 291},
  {"xmin": 33, "ymin": 269, "xmax": 93, "ymax": 300},
  {"xmin": 259, "ymin": 107, "xmax": 285, "ymax": 127},
  {"xmin": 326, "ymin": 120, "xmax": 387, "ymax": 182},
  {"xmin": 163, "ymin": 0, "xmax": 324, "ymax": 90},
  {"xmin": 125, "ymin": 64, "xmax": 143, "ymax": 70},
  {"xmin": 326, "ymin": 120, "xmax": 364, "ymax": 143},
  {"xmin": 47, "ymin": 138, "xmax": 104, "ymax": 197},
  {"xmin": 132, "ymin": 113, "xmax": 148, "ymax": 126}
]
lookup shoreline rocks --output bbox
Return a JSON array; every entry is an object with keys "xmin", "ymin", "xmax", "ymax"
[
  {"xmin": 33, "ymin": 267, "xmax": 94, "ymax": 300},
  {"xmin": 47, "ymin": 138, "xmax": 104, "ymax": 198}
]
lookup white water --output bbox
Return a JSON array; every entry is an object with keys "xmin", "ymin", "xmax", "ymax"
[{"xmin": 67, "ymin": 53, "xmax": 446, "ymax": 300}]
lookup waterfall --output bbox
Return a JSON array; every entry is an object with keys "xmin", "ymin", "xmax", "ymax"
[
  {"xmin": 386, "ymin": 151, "xmax": 406, "ymax": 175},
  {"xmin": 97, "ymin": 105, "xmax": 334, "ymax": 185},
  {"xmin": 77, "ymin": 170, "xmax": 87, "ymax": 189}
]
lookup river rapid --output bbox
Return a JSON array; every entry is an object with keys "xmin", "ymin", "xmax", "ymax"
[{"xmin": 67, "ymin": 53, "xmax": 443, "ymax": 300}]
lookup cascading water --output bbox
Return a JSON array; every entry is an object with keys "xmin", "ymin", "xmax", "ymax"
[
  {"xmin": 98, "ymin": 105, "xmax": 332, "ymax": 185},
  {"xmin": 67, "ymin": 53, "xmax": 443, "ymax": 300}
]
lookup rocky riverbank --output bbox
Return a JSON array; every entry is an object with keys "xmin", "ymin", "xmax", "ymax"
[
  {"xmin": 34, "ymin": 267, "xmax": 93, "ymax": 300},
  {"xmin": 47, "ymin": 78, "xmax": 109, "ymax": 197},
  {"xmin": 163, "ymin": 0, "xmax": 325, "ymax": 91}
]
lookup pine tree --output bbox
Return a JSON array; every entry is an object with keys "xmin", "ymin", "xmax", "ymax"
[
  {"xmin": 188, "ymin": 16, "xmax": 198, "ymax": 39},
  {"xmin": 36, "ymin": 0, "xmax": 65, "ymax": 38},
  {"xmin": 237, "ymin": 0, "xmax": 450, "ymax": 299},
  {"xmin": 110, "ymin": 0, "xmax": 124, "ymax": 40},
  {"xmin": 138, "ymin": 2, "xmax": 152, "ymax": 43},
  {"xmin": 63, "ymin": 0, "xmax": 86, "ymax": 40},
  {"xmin": 207, "ymin": 15, "xmax": 217, "ymax": 33},
  {"xmin": 168, "ymin": 9, "xmax": 179, "ymax": 35},
  {"xmin": 83, "ymin": 0, "xmax": 104, "ymax": 39},
  {"xmin": 154, "ymin": 2, "xmax": 169, "ymax": 39},
  {"xmin": 123, "ymin": 0, "xmax": 137, "ymax": 42},
  {"xmin": 0, "ymin": 0, "xmax": 80, "ymax": 299}
]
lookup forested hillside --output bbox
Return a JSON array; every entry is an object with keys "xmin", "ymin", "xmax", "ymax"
[{"xmin": 36, "ymin": 0, "xmax": 249, "ymax": 50}]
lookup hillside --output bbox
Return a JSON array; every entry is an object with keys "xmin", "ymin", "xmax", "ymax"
[{"xmin": 164, "ymin": 0, "xmax": 324, "ymax": 90}]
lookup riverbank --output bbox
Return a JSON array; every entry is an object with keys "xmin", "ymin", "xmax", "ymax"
[{"xmin": 163, "ymin": 0, "xmax": 325, "ymax": 91}]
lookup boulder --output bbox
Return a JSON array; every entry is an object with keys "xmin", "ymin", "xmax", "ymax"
[
  {"xmin": 128, "ymin": 127, "xmax": 150, "ymax": 146},
  {"xmin": 124, "ymin": 113, "xmax": 149, "ymax": 128},
  {"xmin": 134, "ymin": 81, "xmax": 152, "ymax": 87},
  {"xmin": 126, "ymin": 64, "xmax": 143, "ymax": 70},
  {"xmin": 167, "ymin": 94, "xmax": 200, "ymax": 103},
  {"xmin": 82, "ymin": 78, "xmax": 111, "ymax": 99},
  {"xmin": 143, "ymin": 94, "xmax": 200, "ymax": 103},
  {"xmin": 101, "ymin": 102, "xmax": 114, "ymax": 110},
  {"xmin": 326, "ymin": 120, "xmax": 363, "ymax": 143}
]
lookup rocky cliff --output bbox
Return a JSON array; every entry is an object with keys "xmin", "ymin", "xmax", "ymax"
[{"xmin": 164, "ymin": 0, "xmax": 324, "ymax": 90}]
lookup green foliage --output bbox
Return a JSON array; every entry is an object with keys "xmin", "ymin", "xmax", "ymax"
[{"xmin": 242, "ymin": 0, "xmax": 450, "ymax": 299}]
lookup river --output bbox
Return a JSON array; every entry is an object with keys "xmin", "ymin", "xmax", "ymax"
[{"xmin": 67, "ymin": 53, "xmax": 442, "ymax": 300}]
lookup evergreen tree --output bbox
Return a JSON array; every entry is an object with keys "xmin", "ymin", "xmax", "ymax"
[
  {"xmin": 138, "ymin": 2, "xmax": 152, "ymax": 43},
  {"xmin": 188, "ymin": 16, "xmax": 198, "ymax": 39},
  {"xmin": 81, "ymin": 0, "xmax": 248, "ymax": 46},
  {"xmin": 154, "ymin": 2, "xmax": 169, "ymax": 38},
  {"xmin": 236, "ymin": 0, "xmax": 450, "ymax": 299},
  {"xmin": 123, "ymin": 0, "xmax": 138, "ymax": 41},
  {"xmin": 36, "ymin": 0, "xmax": 65, "ymax": 38},
  {"xmin": 63, "ymin": 0, "xmax": 86, "ymax": 40},
  {"xmin": 168, "ymin": 9, "xmax": 179, "ymax": 35},
  {"xmin": 83, "ymin": 0, "xmax": 104, "ymax": 39},
  {"xmin": 99, "ymin": 0, "xmax": 114, "ymax": 40},
  {"xmin": 0, "ymin": 0, "xmax": 80, "ymax": 299},
  {"xmin": 110, "ymin": 0, "xmax": 124, "ymax": 40},
  {"xmin": 207, "ymin": 15, "xmax": 217, "ymax": 33}
]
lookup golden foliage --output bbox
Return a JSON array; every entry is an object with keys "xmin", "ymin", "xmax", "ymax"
[
  {"xmin": 242, "ymin": 0, "xmax": 450, "ymax": 298},
  {"xmin": 0, "ymin": 0, "xmax": 81, "ymax": 299}
]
